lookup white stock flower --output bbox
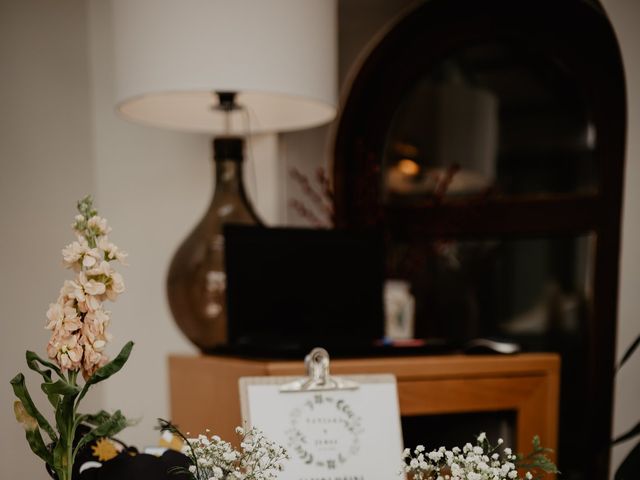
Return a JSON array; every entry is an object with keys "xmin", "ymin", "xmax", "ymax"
[
  {"xmin": 61, "ymin": 279, "xmax": 85, "ymax": 304},
  {"xmin": 62, "ymin": 241, "xmax": 88, "ymax": 270},
  {"xmin": 107, "ymin": 272, "xmax": 125, "ymax": 300},
  {"xmin": 81, "ymin": 276, "xmax": 106, "ymax": 296},
  {"xmin": 81, "ymin": 248, "xmax": 102, "ymax": 268},
  {"xmin": 86, "ymin": 260, "xmax": 113, "ymax": 277},
  {"xmin": 87, "ymin": 215, "xmax": 111, "ymax": 235},
  {"xmin": 97, "ymin": 236, "xmax": 128, "ymax": 264}
]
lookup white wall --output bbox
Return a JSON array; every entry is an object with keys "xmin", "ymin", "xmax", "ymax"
[
  {"xmin": 0, "ymin": 1, "xmax": 98, "ymax": 478},
  {"xmin": 601, "ymin": 0, "xmax": 640, "ymax": 476}
]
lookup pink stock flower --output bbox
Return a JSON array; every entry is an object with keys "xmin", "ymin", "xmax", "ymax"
[
  {"xmin": 82, "ymin": 309, "xmax": 111, "ymax": 343},
  {"xmin": 47, "ymin": 201, "xmax": 125, "ymax": 376},
  {"xmin": 46, "ymin": 303, "xmax": 82, "ymax": 333},
  {"xmin": 47, "ymin": 332, "xmax": 83, "ymax": 373},
  {"xmin": 81, "ymin": 341, "xmax": 108, "ymax": 378},
  {"xmin": 106, "ymin": 272, "xmax": 125, "ymax": 301},
  {"xmin": 45, "ymin": 303, "xmax": 65, "ymax": 331}
]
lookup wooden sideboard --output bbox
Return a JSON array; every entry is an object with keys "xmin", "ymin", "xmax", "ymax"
[{"xmin": 169, "ymin": 353, "xmax": 559, "ymax": 460}]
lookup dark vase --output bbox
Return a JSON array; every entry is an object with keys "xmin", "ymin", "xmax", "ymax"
[{"xmin": 167, "ymin": 137, "xmax": 260, "ymax": 351}]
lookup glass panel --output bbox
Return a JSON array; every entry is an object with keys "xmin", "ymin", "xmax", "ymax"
[
  {"xmin": 383, "ymin": 42, "xmax": 597, "ymax": 202},
  {"xmin": 402, "ymin": 411, "xmax": 516, "ymax": 452},
  {"xmin": 387, "ymin": 233, "xmax": 593, "ymax": 478},
  {"xmin": 386, "ymin": 234, "xmax": 594, "ymax": 346}
]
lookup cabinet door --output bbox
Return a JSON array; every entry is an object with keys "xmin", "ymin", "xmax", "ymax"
[{"xmin": 333, "ymin": 1, "xmax": 625, "ymax": 478}]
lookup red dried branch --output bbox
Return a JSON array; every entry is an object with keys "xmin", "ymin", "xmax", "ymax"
[{"xmin": 289, "ymin": 167, "xmax": 334, "ymax": 227}]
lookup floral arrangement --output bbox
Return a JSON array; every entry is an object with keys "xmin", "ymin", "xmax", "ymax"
[
  {"xmin": 159, "ymin": 420, "xmax": 289, "ymax": 480},
  {"xmin": 10, "ymin": 196, "xmax": 134, "ymax": 480},
  {"xmin": 403, "ymin": 433, "xmax": 558, "ymax": 480}
]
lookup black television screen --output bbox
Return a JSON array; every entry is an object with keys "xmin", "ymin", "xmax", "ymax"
[{"xmin": 223, "ymin": 225, "xmax": 384, "ymax": 354}]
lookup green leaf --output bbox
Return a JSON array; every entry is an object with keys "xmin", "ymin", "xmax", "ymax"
[
  {"xmin": 42, "ymin": 380, "xmax": 81, "ymax": 397},
  {"xmin": 10, "ymin": 373, "xmax": 58, "ymax": 443},
  {"xmin": 24, "ymin": 426, "xmax": 54, "ymax": 465},
  {"xmin": 81, "ymin": 410, "xmax": 113, "ymax": 426},
  {"xmin": 55, "ymin": 392, "xmax": 77, "ymax": 443},
  {"xmin": 73, "ymin": 410, "xmax": 129, "ymax": 458},
  {"xmin": 76, "ymin": 341, "xmax": 134, "ymax": 406},
  {"xmin": 613, "ymin": 422, "xmax": 640, "ymax": 445},
  {"xmin": 618, "ymin": 334, "xmax": 640, "ymax": 371},
  {"xmin": 25, "ymin": 351, "xmax": 66, "ymax": 408},
  {"xmin": 516, "ymin": 435, "xmax": 559, "ymax": 476},
  {"xmin": 26, "ymin": 350, "xmax": 63, "ymax": 380},
  {"xmin": 73, "ymin": 410, "xmax": 125, "ymax": 435},
  {"xmin": 52, "ymin": 439, "xmax": 67, "ymax": 475},
  {"xmin": 615, "ymin": 440, "xmax": 640, "ymax": 480}
]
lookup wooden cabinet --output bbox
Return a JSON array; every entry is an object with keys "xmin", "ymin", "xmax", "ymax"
[
  {"xmin": 169, "ymin": 353, "xmax": 559, "ymax": 461},
  {"xmin": 333, "ymin": 2, "xmax": 624, "ymax": 477}
]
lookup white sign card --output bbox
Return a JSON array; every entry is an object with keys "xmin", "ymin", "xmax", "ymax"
[{"xmin": 239, "ymin": 374, "xmax": 403, "ymax": 480}]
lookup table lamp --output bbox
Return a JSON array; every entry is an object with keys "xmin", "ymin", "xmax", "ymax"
[{"xmin": 111, "ymin": 0, "xmax": 338, "ymax": 351}]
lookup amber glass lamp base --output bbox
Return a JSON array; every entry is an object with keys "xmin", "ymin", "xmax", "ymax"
[{"xmin": 167, "ymin": 137, "xmax": 260, "ymax": 351}]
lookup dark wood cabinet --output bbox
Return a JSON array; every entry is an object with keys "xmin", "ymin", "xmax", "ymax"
[{"xmin": 333, "ymin": 1, "xmax": 626, "ymax": 478}]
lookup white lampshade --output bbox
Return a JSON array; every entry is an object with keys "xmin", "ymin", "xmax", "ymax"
[{"xmin": 111, "ymin": 0, "xmax": 338, "ymax": 134}]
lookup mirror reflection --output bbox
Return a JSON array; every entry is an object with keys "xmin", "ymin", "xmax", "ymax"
[{"xmin": 383, "ymin": 42, "xmax": 597, "ymax": 201}]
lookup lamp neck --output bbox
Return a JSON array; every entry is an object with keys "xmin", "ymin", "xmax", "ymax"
[
  {"xmin": 211, "ymin": 136, "xmax": 247, "ymax": 197},
  {"xmin": 213, "ymin": 158, "xmax": 245, "ymax": 195}
]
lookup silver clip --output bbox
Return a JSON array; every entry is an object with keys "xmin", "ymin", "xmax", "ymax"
[{"xmin": 279, "ymin": 347, "xmax": 359, "ymax": 392}]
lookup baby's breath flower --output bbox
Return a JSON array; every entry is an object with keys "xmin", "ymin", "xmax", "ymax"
[
  {"xmin": 176, "ymin": 424, "xmax": 287, "ymax": 480},
  {"xmin": 403, "ymin": 435, "xmax": 551, "ymax": 480}
]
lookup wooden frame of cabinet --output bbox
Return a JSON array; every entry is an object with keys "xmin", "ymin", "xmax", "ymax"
[
  {"xmin": 332, "ymin": 1, "xmax": 625, "ymax": 477},
  {"xmin": 169, "ymin": 353, "xmax": 559, "ymax": 463}
]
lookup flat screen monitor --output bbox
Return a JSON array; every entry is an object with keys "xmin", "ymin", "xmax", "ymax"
[{"xmin": 223, "ymin": 225, "xmax": 384, "ymax": 355}]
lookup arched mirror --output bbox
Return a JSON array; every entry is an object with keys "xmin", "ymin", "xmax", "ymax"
[
  {"xmin": 383, "ymin": 42, "xmax": 597, "ymax": 201},
  {"xmin": 334, "ymin": 1, "xmax": 626, "ymax": 478}
]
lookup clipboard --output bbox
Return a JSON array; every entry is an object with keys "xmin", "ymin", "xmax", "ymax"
[{"xmin": 239, "ymin": 348, "xmax": 404, "ymax": 480}]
